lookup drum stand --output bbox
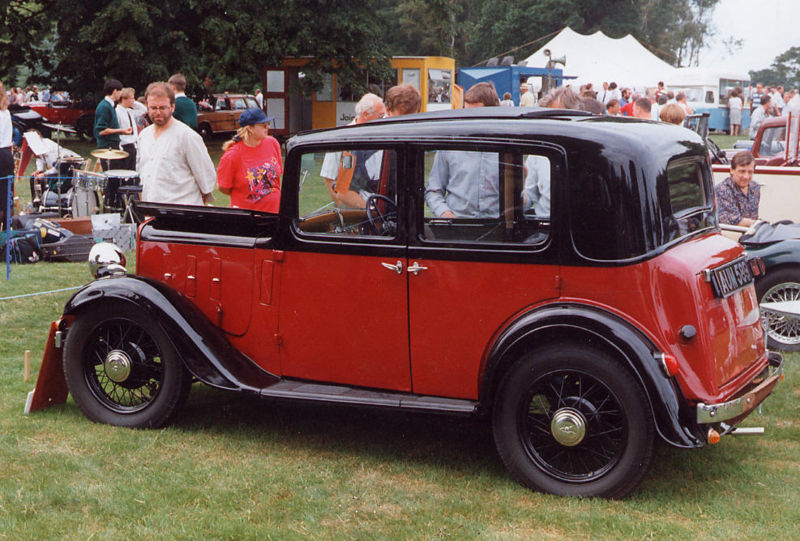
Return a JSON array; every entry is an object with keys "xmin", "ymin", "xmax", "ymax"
[{"xmin": 117, "ymin": 185, "xmax": 142, "ymax": 224}]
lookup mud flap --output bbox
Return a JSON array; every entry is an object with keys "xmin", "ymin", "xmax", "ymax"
[{"xmin": 24, "ymin": 321, "xmax": 68, "ymax": 414}]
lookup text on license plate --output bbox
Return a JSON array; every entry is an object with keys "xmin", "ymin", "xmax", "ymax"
[{"xmin": 706, "ymin": 257, "xmax": 754, "ymax": 298}]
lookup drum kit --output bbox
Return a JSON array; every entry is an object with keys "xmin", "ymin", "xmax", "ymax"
[{"xmin": 35, "ymin": 146, "xmax": 141, "ymax": 222}]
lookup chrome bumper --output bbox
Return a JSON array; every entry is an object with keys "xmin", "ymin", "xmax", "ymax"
[{"xmin": 696, "ymin": 351, "xmax": 784, "ymax": 424}]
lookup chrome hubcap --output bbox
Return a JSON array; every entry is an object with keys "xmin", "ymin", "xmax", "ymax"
[
  {"xmin": 104, "ymin": 350, "xmax": 132, "ymax": 383},
  {"xmin": 550, "ymin": 408, "xmax": 587, "ymax": 446}
]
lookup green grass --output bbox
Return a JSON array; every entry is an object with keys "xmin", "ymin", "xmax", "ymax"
[{"xmin": 1, "ymin": 260, "xmax": 799, "ymax": 539}]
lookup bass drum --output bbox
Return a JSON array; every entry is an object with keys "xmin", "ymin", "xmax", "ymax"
[
  {"xmin": 71, "ymin": 186, "xmax": 100, "ymax": 217},
  {"xmin": 40, "ymin": 186, "xmax": 72, "ymax": 215}
]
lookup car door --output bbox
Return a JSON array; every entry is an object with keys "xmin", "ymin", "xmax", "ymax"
[
  {"xmin": 276, "ymin": 146, "xmax": 411, "ymax": 391},
  {"xmin": 407, "ymin": 144, "xmax": 563, "ymax": 400}
]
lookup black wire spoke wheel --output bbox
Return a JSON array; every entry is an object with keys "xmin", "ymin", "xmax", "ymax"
[
  {"xmin": 64, "ymin": 303, "xmax": 191, "ymax": 428},
  {"xmin": 85, "ymin": 318, "xmax": 164, "ymax": 413},
  {"xmin": 520, "ymin": 369, "xmax": 626, "ymax": 482},
  {"xmin": 493, "ymin": 345, "xmax": 654, "ymax": 499},
  {"xmin": 756, "ymin": 269, "xmax": 800, "ymax": 351}
]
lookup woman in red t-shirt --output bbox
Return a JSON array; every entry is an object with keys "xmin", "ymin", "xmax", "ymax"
[{"xmin": 217, "ymin": 108, "xmax": 282, "ymax": 212}]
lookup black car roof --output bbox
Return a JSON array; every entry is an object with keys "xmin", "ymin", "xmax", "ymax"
[{"xmin": 287, "ymin": 106, "xmax": 705, "ymax": 163}]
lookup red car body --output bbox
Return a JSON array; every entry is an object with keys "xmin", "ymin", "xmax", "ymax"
[{"xmin": 28, "ymin": 108, "xmax": 783, "ymax": 498}]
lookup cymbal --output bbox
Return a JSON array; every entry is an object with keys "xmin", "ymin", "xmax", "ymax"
[
  {"xmin": 42, "ymin": 122, "xmax": 77, "ymax": 133},
  {"xmin": 91, "ymin": 148, "xmax": 129, "ymax": 159}
]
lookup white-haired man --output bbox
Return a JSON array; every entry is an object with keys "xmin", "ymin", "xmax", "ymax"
[{"xmin": 320, "ymin": 93, "xmax": 386, "ymax": 208}]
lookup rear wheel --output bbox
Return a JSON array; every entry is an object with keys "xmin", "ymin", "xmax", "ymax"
[
  {"xmin": 63, "ymin": 303, "xmax": 192, "ymax": 428},
  {"xmin": 492, "ymin": 344, "xmax": 654, "ymax": 499},
  {"xmin": 199, "ymin": 123, "xmax": 212, "ymax": 140},
  {"xmin": 756, "ymin": 267, "xmax": 800, "ymax": 351}
]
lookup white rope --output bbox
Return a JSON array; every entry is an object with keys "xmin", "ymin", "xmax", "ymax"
[{"xmin": 0, "ymin": 285, "xmax": 82, "ymax": 301}]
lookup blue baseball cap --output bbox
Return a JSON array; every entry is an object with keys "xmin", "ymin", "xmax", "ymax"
[{"xmin": 238, "ymin": 107, "xmax": 274, "ymax": 127}]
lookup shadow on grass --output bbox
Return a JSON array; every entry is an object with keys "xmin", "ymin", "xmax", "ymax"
[{"xmin": 174, "ymin": 383, "xmax": 506, "ymax": 478}]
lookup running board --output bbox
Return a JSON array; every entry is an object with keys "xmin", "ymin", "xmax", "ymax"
[{"xmin": 259, "ymin": 379, "xmax": 478, "ymax": 414}]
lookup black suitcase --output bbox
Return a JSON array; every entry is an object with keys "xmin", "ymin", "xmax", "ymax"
[{"xmin": 40, "ymin": 234, "xmax": 95, "ymax": 262}]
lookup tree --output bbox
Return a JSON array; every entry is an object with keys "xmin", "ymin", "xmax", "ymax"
[
  {"xmin": 750, "ymin": 47, "xmax": 800, "ymax": 89},
  {"xmin": 0, "ymin": 0, "xmax": 53, "ymax": 83},
  {"xmin": 39, "ymin": 0, "xmax": 391, "ymax": 100}
]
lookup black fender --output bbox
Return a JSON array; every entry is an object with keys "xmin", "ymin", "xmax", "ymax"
[
  {"xmin": 480, "ymin": 302, "xmax": 703, "ymax": 448},
  {"xmin": 63, "ymin": 275, "xmax": 278, "ymax": 393}
]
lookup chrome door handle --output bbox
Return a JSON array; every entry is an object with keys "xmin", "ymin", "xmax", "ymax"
[
  {"xmin": 408, "ymin": 262, "xmax": 428, "ymax": 275},
  {"xmin": 381, "ymin": 260, "xmax": 404, "ymax": 274}
]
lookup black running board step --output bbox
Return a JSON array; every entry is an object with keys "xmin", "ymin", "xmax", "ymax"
[{"xmin": 259, "ymin": 380, "xmax": 477, "ymax": 414}]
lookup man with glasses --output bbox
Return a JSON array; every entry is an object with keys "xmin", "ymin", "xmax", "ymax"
[
  {"xmin": 137, "ymin": 81, "xmax": 216, "ymax": 206},
  {"xmin": 320, "ymin": 93, "xmax": 386, "ymax": 208}
]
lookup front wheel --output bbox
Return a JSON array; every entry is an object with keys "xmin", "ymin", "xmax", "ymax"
[
  {"xmin": 755, "ymin": 267, "xmax": 800, "ymax": 351},
  {"xmin": 63, "ymin": 303, "xmax": 192, "ymax": 428},
  {"xmin": 492, "ymin": 344, "xmax": 654, "ymax": 499}
]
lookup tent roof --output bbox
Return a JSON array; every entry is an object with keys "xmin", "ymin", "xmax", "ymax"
[{"xmin": 524, "ymin": 27, "xmax": 676, "ymax": 89}]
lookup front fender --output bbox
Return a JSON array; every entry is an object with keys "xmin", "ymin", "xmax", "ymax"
[
  {"xmin": 64, "ymin": 275, "xmax": 277, "ymax": 392},
  {"xmin": 481, "ymin": 302, "xmax": 703, "ymax": 448}
]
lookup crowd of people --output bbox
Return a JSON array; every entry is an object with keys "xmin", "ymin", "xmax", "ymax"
[
  {"xmin": 5, "ymin": 85, "xmax": 70, "ymax": 105},
  {"xmin": 4, "ymin": 70, "xmax": 800, "ymax": 231}
]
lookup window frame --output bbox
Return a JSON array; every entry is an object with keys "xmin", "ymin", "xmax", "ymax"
[
  {"xmin": 410, "ymin": 140, "xmax": 565, "ymax": 253},
  {"xmin": 290, "ymin": 143, "xmax": 407, "ymax": 247}
]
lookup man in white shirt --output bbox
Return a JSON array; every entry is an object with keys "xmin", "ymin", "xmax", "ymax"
[
  {"xmin": 255, "ymin": 89, "xmax": 264, "ymax": 109},
  {"xmin": 115, "ymin": 87, "xmax": 140, "ymax": 170},
  {"xmin": 138, "ymin": 82, "xmax": 216, "ymax": 206},
  {"xmin": 750, "ymin": 94, "xmax": 771, "ymax": 140}
]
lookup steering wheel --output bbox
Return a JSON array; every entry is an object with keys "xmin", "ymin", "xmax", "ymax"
[
  {"xmin": 706, "ymin": 137, "xmax": 728, "ymax": 165},
  {"xmin": 365, "ymin": 194, "xmax": 397, "ymax": 236}
]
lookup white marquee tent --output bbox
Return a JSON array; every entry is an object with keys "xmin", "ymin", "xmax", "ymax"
[{"xmin": 524, "ymin": 27, "xmax": 677, "ymax": 89}]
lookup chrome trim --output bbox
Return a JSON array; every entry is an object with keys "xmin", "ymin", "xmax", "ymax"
[
  {"xmin": 55, "ymin": 330, "xmax": 63, "ymax": 349},
  {"xmin": 696, "ymin": 355, "xmax": 783, "ymax": 424},
  {"xmin": 654, "ymin": 352, "xmax": 670, "ymax": 378},
  {"xmin": 408, "ymin": 261, "xmax": 428, "ymax": 275}
]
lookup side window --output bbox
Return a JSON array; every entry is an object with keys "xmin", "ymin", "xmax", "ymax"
[
  {"xmin": 295, "ymin": 148, "xmax": 398, "ymax": 238},
  {"xmin": 667, "ymin": 159, "xmax": 708, "ymax": 215},
  {"xmin": 421, "ymin": 147, "xmax": 551, "ymax": 245},
  {"xmin": 231, "ymin": 98, "xmax": 248, "ymax": 110},
  {"xmin": 759, "ymin": 126, "xmax": 786, "ymax": 157},
  {"xmin": 215, "ymin": 99, "xmax": 229, "ymax": 111}
]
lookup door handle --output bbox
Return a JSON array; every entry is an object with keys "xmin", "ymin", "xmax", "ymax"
[
  {"xmin": 408, "ymin": 261, "xmax": 428, "ymax": 275},
  {"xmin": 381, "ymin": 260, "xmax": 404, "ymax": 274}
]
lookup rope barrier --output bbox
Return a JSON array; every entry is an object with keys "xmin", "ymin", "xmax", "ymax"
[{"xmin": 0, "ymin": 285, "xmax": 82, "ymax": 301}]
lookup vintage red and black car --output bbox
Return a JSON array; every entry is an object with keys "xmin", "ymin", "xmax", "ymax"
[{"xmin": 28, "ymin": 108, "xmax": 783, "ymax": 498}]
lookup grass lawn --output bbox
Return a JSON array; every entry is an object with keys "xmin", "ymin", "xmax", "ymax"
[{"xmin": 1, "ymin": 257, "xmax": 799, "ymax": 538}]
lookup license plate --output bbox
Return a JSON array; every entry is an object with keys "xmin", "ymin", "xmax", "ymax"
[{"xmin": 705, "ymin": 257, "xmax": 754, "ymax": 298}]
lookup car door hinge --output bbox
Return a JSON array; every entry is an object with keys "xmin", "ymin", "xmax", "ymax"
[
  {"xmin": 274, "ymin": 333, "xmax": 283, "ymax": 346},
  {"xmin": 274, "ymin": 250, "xmax": 284, "ymax": 262},
  {"xmin": 554, "ymin": 274, "xmax": 561, "ymax": 290}
]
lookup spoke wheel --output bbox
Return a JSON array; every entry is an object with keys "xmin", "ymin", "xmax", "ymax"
[
  {"xmin": 756, "ymin": 268, "xmax": 800, "ymax": 351},
  {"xmin": 64, "ymin": 303, "xmax": 191, "ymax": 428},
  {"xmin": 493, "ymin": 344, "xmax": 654, "ymax": 498}
]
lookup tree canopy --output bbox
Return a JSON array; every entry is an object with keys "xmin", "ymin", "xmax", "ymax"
[
  {"xmin": 4, "ymin": 0, "xmax": 767, "ymax": 99},
  {"xmin": 750, "ymin": 47, "xmax": 800, "ymax": 89}
]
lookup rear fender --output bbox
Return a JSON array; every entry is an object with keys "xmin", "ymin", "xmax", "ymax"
[
  {"xmin": 63, "ymin": 275, "xmax": 278, "ymax": 392},
  {"xmin": 481, "ymin": 302, "xmax": 703, "ymax": 448}
]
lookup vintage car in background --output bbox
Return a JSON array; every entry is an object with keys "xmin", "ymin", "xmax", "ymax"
[
  {"xmin": 196, "ymin": 93, "xmax": 260, "ymax": 139},
  {"xmin": 27, "ymin": 108, "xmax": 783, "ymax": 499},
  {"xmin": 726, "ymin": 220, "xmax": 800, "ymax": 351},
  {"xmin": 9, "ymin": 104, "xmax": 51, "ymax": 139},
  {"xmin": 27, "ymin": 101, "xmax": 95, "ymax": 141},
  {"xmin": 712, "ymin": 114, "xmax": 800, "ymax": 223}
]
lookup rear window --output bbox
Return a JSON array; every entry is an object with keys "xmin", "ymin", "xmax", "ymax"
[{"xmin": 667, "ymin": 159, "xmax": 707, "ymax": 216}]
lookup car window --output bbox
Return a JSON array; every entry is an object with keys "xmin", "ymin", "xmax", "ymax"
[
  {"xmin": 245, "ymin": 98, "xmax": 259, "ymax": 109},
  {"xmin": 295, "ymin": 148, "xmax": 398, "ymax": 239},
  {"xmin": 421, "ymin": 147, "xmax": 550, "ymax": 245},
  {"xmin": 231, "ymin": 98, "xmax": 248, "ymax": 110},
  {"xmin": 215, "ymin": 99, "xmax": 230, "ymax": 111},
  {"xmin": 759, "ymin": 126, "xmax": 786, "ymax": 157}
]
